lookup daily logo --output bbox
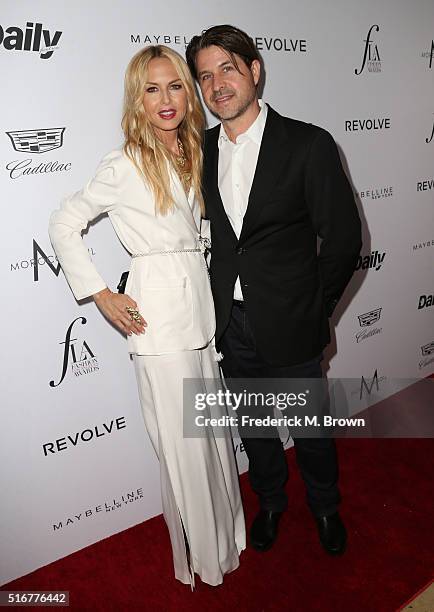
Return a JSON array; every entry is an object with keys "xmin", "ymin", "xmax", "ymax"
[
  {"xmin": 355, "ymin": 308, "xmax": 382, "ymax": 343},
  {"xmin": 355, "ymin": 250, "xmax": 386, "ymax": 271},
  {"xmin": 418, "ymin": 294, "xmax": 434, "ymax": 310},
  {"xmin": 5, "ymin": 127, "xmax": 71, "ymax": 179},
  {"xmin": 355, "ymin": 24, "xmax": 381, "ymax": 74},
  {"xmin": 0, "ymin": 22, "xmax": 62, "ymax": 59},
  {"xmin": 49, "ymin": 317, "xmax": 99, "ymax": 388}
]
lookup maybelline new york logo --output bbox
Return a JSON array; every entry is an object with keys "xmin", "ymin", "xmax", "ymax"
[
  {"xmin": 358, "ymin": 186, "xmax": 393, "ymax": 200},
  {"xmin": 355, "ymin": 308, "xmax": 382, "ymax": 343},
  {"xmin": 0, "ymin": 21, "xmax": 62, "ymax": 59},
  {"xmin": 52, "ymin": 486, "xmax": 144, "ymax": 531},
  {"xmin": 412, "ymin": 239, "xmax": 434, "ymax": 252},
  {"xmin": 419, "ymin": 342, "xmax": 434, "ymax": 370},
  {"xmin": 355, "ymin": 24, "xmax": 381, "ymax": 74},
  {"xmin": 50, "ymin": 317, "xmax": 99, "ymax": 388},
  {"xmin": 5, "ymin": 127, "xmax": 71, "ymax": 179}
]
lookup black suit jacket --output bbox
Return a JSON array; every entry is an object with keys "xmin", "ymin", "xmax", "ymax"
[{"xmin": 203, "ymin": 105, "xmax": 362, "ymax": 366}]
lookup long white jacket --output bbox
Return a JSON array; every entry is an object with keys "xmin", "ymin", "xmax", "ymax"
[{"xmin": 48, "ymin": 148, "xmax": 215, "ymax": 355}]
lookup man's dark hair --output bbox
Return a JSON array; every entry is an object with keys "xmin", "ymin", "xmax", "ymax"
[{"xmin": 186, "ymin": 24, "xmax": 260, "ymax": 80}]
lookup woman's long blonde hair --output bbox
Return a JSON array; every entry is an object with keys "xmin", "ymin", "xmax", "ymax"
[{"xmin": 122, "ymin": 45, "xmax": 205, "ymax": 216}]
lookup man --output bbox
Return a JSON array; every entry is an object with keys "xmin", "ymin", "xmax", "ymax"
[{"xmin": 186, "ymin": 25, "xmax": 362, "ymax": 555}]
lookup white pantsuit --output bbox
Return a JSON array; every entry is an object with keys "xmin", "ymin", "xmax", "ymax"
[{"xmin": 48, "ymin": 148, "xmax": 246, "ymax": 587}]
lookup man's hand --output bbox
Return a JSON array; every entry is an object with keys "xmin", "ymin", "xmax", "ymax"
[{"xmin": 93, "ymin": 287, "xmax": 147, "ymax": 336}]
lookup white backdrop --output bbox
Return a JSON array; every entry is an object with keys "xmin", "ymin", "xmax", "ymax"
[{"xmin": 1, "ymin": 0, "xmax": 433, "ymax": 586}]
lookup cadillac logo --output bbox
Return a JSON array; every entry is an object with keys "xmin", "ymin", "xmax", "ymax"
[
  {"xmin": 6, "ymin": 127, "xmax": 65, "ymax": 153},
  {"xmin": 357, "ymin": 308, "xmax": 382, "ymax": 327},
  {"xmin": 421, "ymin": 342, "xmax": 434, "ymax": 356}
]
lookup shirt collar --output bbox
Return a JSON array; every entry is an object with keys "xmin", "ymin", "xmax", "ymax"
[{"xmin": 218, "ymin": 99, "xmax": 268, "ymax": 148}]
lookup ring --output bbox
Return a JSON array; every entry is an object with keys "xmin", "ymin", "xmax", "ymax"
[{"xmin": 126, "ymin": 306, "xmax": 141, "ymax": 322}]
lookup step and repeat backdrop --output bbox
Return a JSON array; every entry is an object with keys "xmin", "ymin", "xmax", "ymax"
[{"xmin": 1, "ymin": 0, "xmax": 433, "ymax": 586}]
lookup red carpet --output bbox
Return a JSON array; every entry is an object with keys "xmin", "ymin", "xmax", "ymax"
[{"xmin": 2, "ymin": 438, "xmax": 434, "ymax": 611}]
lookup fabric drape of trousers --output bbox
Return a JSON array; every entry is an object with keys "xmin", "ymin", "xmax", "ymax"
[{"xmin": 219, "ymin": 302, "xmax": 341, "ymax": 517}]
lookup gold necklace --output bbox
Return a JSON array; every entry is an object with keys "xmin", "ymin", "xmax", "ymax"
[
  {"xmin": 175, "ymin": 138, "xmax": 187, "ymax": 168},
  {"xmin": 174, "ymin": 138, "xmax": 191, "ymax": 193}
]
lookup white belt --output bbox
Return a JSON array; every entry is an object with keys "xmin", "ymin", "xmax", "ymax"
[
  {"xmin": 132, "ymin": 236, "xmax": 211, "ymax": 258},
  {"xmin": 132, "ymin": 247, "xmax": 202, "ymax": 258}
]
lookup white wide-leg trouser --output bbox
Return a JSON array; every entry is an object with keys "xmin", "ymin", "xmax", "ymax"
[{"xmin": 133, "ymin": 343, "xmax": 246, "ymax": 588}]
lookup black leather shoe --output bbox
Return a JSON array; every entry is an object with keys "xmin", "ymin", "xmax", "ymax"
[
  {"xmin": 316, "ymin": 512, "xmax": 347, "ymax": 555},
  {"xmin": 250, "ymin": 510, "xmax": 283, "ymax": 552}
]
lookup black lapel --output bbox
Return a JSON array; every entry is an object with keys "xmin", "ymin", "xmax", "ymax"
[
  {"xmin": 203, "ymin": 125, "xmax": 237, "ymax": 244},
  {"xmin": 238, "ymin": 105, "xmax": 291, "ymax": 243}
]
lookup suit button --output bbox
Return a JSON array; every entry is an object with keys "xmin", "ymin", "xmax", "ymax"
[{"xmin": 236, "ymin": 247, "xmax": 245, "ymax": 255}]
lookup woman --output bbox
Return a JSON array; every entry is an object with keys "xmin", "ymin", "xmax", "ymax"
[{"xmin": 48, "ymin": 45, "xmax": 245, "ymax": 588}]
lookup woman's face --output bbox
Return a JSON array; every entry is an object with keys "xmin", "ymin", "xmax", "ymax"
[{"xmin": 142, "ymin": 57, "xmax": 188, "ymax": 139}]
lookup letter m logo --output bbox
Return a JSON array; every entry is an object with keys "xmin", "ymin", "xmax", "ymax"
[
  {"xmin": 360, "ymin": 369, "xmax": 380, "ymax": 399},
  {"xmin": 33, "ymin": 239, "xmax": 61, "ymax": 281}
]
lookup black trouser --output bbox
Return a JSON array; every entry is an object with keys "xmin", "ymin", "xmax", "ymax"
[{"xmin": 219, "ymin": 300, "xmax": 341, "ymax": 517}]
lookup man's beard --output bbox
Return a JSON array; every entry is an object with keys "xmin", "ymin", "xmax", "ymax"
[{"xmin": 210, "ymin": 88, "xmax": 257, "ymax": 122}]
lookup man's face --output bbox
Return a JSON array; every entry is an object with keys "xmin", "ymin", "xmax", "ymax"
[{"xmin": 195, "ymin": 44, "xmax": 260, "ymax": 121}]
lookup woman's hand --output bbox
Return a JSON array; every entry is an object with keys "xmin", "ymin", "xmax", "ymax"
[{"xmin": 93, "ymin": 288, "xmax": 147, "ymax": 336}]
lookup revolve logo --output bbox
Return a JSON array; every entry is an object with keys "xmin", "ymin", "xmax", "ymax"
[
  {"xmin": 50, "ymin": 317, "xmax": 99, "ymax": 388},
  {"xmin": 0, "ymin": 22, "xmax": 62, "ymax": 59},
  {"xmin": 355, "ymin": 25, "xmax": 381, "ymax": 74},
  {"xmin": 43, "ymin": 417, "xmax": 127, "ymax": 456},
  {"xmin": 5, "ymin": 127, "xmax": 72, "ymax": 180},
  {"xmin": 345, "ymin": 118, "xmax": 390, "ymax": 132},
  {"xmin": 417, "ymin": 178, "xmax": 434, "ymax": 192},
  {"xmin": 254, "ymin": 36, "xmax": 307, "ymax": 53}
]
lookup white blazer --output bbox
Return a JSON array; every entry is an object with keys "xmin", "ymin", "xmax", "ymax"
[{"xmin": 48, "ymin": 148, "xmax": 215, "ymax": 355}]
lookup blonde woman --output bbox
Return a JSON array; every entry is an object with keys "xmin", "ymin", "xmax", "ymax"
[{"xmin": 48, "ymin": 45, "xmax": 245, "ymax": 588}]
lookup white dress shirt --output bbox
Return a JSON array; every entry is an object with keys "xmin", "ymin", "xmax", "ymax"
[{"xmin": 218, "ymin": 99, "xmax": 268, "ymax": 300}]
